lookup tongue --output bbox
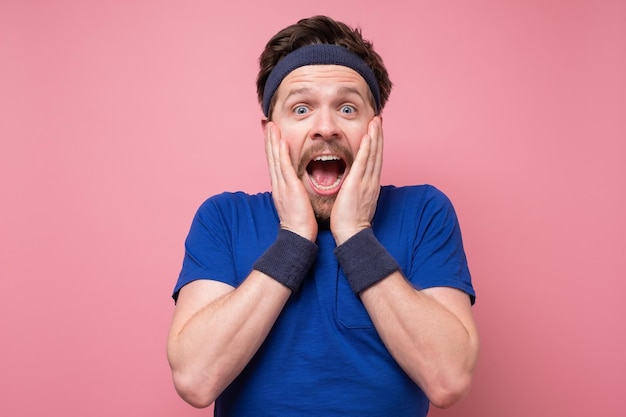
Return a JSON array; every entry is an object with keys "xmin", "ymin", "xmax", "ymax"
[{"xmin": 309, "ymin": 161, "xmax": 340, "ymax": 187}]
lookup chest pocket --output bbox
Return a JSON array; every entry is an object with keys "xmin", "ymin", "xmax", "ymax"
[{"xmin": 335, "ymin": 270, "xmax": 375, "ymax": 329}]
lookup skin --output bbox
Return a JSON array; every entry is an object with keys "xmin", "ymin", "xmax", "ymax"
[
  {"xmin": 167, "ymin": 65, "xmax": 479, "ymax": 409},
  {"xmin": 262, "ymin": 65, "xmax": 379, "ymax": 244}
]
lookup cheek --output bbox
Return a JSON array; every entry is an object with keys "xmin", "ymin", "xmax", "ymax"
[
  {"xmin": 283, "ymin": 137, "xmax": 304, "ymax": 167},
  {"xmin": 348, "ymin": 129, "xmax": 367, "ymax": 154}
]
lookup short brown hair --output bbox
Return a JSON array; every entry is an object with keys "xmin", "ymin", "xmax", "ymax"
[{"xmin": 256, "ymin": 15, "xmax": 393, "ymax": 117}]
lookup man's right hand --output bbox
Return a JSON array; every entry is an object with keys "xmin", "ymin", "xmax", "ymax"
[{"xmin": 264, "ymin": 122, "xmax": 318, "ymax": 242}]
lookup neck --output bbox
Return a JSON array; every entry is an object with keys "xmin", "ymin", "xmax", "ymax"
[{"xmin": 317, "ymin": 217, "xmax": 330, "ymax": 231}]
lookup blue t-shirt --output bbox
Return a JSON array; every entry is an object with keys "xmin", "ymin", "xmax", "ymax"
[{"xmin": 174, "ymin": 184, "xmax": 475, "ymax": 416}]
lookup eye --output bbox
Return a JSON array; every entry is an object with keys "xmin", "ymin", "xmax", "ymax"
[
  {"xmin": 294, "ymin": 105, "xmax": 309, "ymax": 115},
  {"xmin": 340, "ymin": 105, "xmax": 355, "ymax": 114}
]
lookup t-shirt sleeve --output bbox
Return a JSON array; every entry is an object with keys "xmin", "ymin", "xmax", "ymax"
[
  {"xmin": 172, "ymin": 196, "xmax": 238, "ymax": 302},
  {"xmin": 409, "ymin": 186, "xmax": 476, "ymax": 304}
]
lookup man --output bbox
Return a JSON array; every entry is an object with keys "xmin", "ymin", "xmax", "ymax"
[{"xmin": 167, "ymin": 15, "xmax": 479, "ymax": 416}]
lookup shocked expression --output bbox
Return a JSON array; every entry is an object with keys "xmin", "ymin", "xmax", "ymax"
[{"xmin": 269, "ymin": 65, "xmax": 377, "ymax": 221}]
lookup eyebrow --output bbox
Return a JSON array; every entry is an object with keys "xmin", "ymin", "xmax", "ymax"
[
  {"xmin": 283, "ymin": 87, "xmax": 312, "ymax": 103},
  {"xmin": 283, "ymin": 86, "xmax": 367, "ymax": 103},
  {"xmin": 337, "ymin": 86, "xmax": 367, "ymax": 100}
]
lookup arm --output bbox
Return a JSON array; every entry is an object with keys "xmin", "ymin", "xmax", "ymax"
[
  {"xmin": 360, "ymin": 278, "xmax": 479, "ymax": 408},
  {"xmin": 331, "ymin": 118, "xmax": 478, "ymax": 407},
  {"xmin": 167, "ymin": 273, "xmax": 291, "ymax": 408},
  {"xmin": 167, "ymin": 122, "xmax": 318, "ymax": 408}
]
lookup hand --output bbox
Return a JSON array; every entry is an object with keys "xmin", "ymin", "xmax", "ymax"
[
  {"xmin": 264, "ymin": 122, "xmax": 318, "ymax": 242},
  {"xmin": 330, "ymin": 117, "xmax": 383, "ymax": 245}
]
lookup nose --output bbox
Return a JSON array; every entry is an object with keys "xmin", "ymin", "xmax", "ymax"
[{"xmin": 312, "ymin": 108, "xmax": 341, "ymax": 141}]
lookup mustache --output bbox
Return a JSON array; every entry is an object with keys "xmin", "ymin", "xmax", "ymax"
[{"xmin": 296, "ymin": 142, "xmax": 355, "ymax": 177}]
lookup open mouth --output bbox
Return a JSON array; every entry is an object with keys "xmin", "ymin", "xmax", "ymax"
[{"xmin": 306, "ymin": 155, "xmax": 347, "ymax": 193}]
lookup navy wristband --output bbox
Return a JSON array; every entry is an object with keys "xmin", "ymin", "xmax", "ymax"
[
  {"xmin": 334, "ymin": 228, "xmax": 400, "ymax": 294},
  {"xmin": 253, "ymin": 229, "xmax": 318, "ymax": 292}
]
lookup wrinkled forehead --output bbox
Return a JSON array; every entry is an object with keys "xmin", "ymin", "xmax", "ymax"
[
  {"xmin": 274, "ymin": 65, "xmax": 373, "ymax": 104},
  {"xmin": 262, "ymin": 44, "xmax": 381, "ymax": 117}
]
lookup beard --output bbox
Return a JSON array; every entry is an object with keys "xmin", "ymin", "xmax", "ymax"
[
  {"xmin": 310, "ymin": 194, "xmax": 336, "ymax": 228},
  {"xmin": 295, "ymin": 141, "xmax": 354, "ymax": 227}
]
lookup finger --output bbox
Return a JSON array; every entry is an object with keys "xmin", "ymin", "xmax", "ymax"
[
  {"xmin": 271, "ymin": 125, "xmax": 282, "ymax": 175},
  {"xmin": 370, "ymin": 117, "xmax": 384, "ymax": 179},
  {"xmin": 360, "ymin": 119, "xmax": 378, "ymax": 180},
  {"xmin": 345, "ymin": 139, "xmax": 367, "ymax": 189},
  {"xmin": 265, "ymin": 122, "xmax": 279, "ymax": 186},
  {"xmin": 278, "ymin": 138, "xmax": 296, "ymax": 183},
  {"xmin": 267, "ymin": 123, "xmax": 289, "ymax": 193}
]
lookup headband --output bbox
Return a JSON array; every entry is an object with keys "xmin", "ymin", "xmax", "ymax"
[{"xmin": 262, "ymin": 44, "xmax": 381, "ymax": 117}]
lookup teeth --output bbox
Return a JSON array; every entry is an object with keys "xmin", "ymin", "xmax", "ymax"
[{"xmin": 314, "ymin": 155, "xmax": 340, "ymax": 162}]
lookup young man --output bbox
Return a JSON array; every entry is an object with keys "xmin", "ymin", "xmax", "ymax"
[{"xmin": 167, "ymin": 15, "xmax": 479, "ymax": 416}]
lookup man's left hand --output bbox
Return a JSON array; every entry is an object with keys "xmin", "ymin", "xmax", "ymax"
[{"xmin": 330, "ymin": 116, "xmax": 384, "ymax": 245}]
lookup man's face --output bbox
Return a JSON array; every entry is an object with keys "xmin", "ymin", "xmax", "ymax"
[{"xmin": 268, "ymin": 65, "xmax": 377, "ymax": 221}]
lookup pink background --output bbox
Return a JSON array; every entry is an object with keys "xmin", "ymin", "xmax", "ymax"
[{"xmin": 1, "ymin": 1, "xmax": 624, "ymax": 416}]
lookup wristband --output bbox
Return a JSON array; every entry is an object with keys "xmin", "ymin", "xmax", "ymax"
[
  {"xmin": 334, "ymin": 228, "xmax": 400, "ymax": 294},
  {"xmin": 253, "ymin": 229, "xmax": 318, "ymax": 292}
]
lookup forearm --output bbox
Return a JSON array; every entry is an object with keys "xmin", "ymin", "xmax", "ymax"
[
  {"xmin": 360, "ymin": 273, "xmax": 479, "ymax": 408},
  {"xmin": 167, "ymin": 272, "xmax": 291, "ymax": 408}
]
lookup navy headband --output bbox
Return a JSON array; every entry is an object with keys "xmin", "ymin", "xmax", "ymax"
[{"xmin": 262, "ymin": 44, "xmax": 381, "ymax": 117}]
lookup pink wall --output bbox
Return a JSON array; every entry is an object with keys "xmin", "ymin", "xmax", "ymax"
[{"xmin": 1, "ymin": 1, "xmax": 624, "ymax": 416}]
